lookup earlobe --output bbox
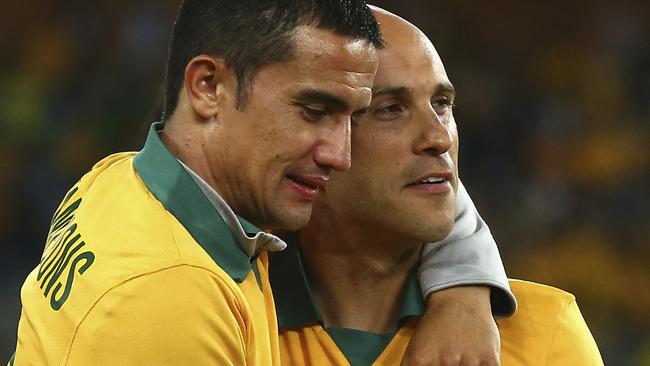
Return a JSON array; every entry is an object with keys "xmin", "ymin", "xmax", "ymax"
[{"xmin": 183, "ymin": 55, "xmax": 231, "ymax": 120}]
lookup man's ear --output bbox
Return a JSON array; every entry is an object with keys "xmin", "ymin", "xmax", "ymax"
[{"xmin": 183, "ymin": 55, "xmax": 232, "ymax": 119}]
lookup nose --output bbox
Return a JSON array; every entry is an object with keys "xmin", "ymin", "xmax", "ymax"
[
  {"xmin": 414, "ymin": 109, "xmax": 453, "ymax": 156},
  {"xmin": 313, "ymin": 118, "xmax": 352, "ymax": 172}
]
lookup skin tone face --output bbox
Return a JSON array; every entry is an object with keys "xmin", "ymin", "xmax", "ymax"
[
  {"xmin": 166, "ymin": 26, "xmax": 378, "ymax": 231},
  {"xmin": 309, "ymin": 10, "xmax": 459, "ymax": 249}
]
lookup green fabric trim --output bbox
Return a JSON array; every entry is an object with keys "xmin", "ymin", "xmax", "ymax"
[
  {"xmin": 269, "ymin": 233, "xmax": 427, "ymax": 363},
  {"xmin": 238, "ymin": 215, "xmax": 261, "ymax": 237},
  {"xmin": 134, "ymin": 122, "xmax": 255, "ymax": 282},
  {"xmin": 269, "ymin": 232, "xmax": 323, "ymax": 328},
  {"xmin": 251, "ymin": 257, "xmax": 262, "ymax": 289},
  {"xmin": 325, "ymin": 328, "xmax": 395, "ymax": 366},
  {"xmin": 270, "ymin": 232, "xmax": 425, "ymax": 327},
  {"xmin": 9, "ymin": 352, "xmax": 14, "ymax": 366},
  {"xmin": 399, "ymin": 267, "xmax": 427, "ymax": 323}
]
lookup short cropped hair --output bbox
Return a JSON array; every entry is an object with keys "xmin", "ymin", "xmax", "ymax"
[{"xmin": 162, "ymin": 0, "xmax": 384, "ymax": 120}]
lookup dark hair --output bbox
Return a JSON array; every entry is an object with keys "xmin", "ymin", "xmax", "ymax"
[{"xmin": 162, "ymin": 0, "xmax": 384, "ymax": 120}]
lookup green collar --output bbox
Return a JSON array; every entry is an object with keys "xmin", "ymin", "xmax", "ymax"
[
  {"xmin": 134, "ymin": 122, "xmax": 259, "ymax": 282},
  {"xmin": 325, "ymin": 328, "xmax": 394, "ymax": 366},
  {"xmin": 270, "ymin": 232, "xmax": 426, "ymax": 365},
  {"xmin": 270, "ymin": 231, "xmax": 426, "ymax": 328}
]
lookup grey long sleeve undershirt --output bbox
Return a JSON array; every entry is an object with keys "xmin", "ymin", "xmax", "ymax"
[{"xmin": 419, "ymin": 181, "xmax": 517, "ymax": 317}]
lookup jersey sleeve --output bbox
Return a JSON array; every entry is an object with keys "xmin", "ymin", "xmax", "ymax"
[
  {"xmin": 546, "ymin": 298, "xmax": 604, "ymax": 365},
  {"xmin": 418, "ymin": 180, "xmax": 517, "ymax": 317},
  {"xmin": 65, "ymin": 265, "xmax": 248, "ymax": 365}
]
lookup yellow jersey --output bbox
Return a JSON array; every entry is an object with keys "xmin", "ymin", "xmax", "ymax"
[
  {"xmin": 272, "ymin": 239, "xmax": 603, "ymax": 366},
  {"xmin": 11, "ymin": 123, "xmax": 280, "ymax": 365}
]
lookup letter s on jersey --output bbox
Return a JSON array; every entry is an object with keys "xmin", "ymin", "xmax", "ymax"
[{"xmin": 50, "ymin": 250, "xmax": 95, "ymax": 311}]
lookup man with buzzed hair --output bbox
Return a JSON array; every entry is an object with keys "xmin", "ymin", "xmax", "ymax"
[
  {"xmin": 272, "ymin": 6, "xmax": 603, "ymax": 366},
  {"xmin": 10, "ymin": 1, "xmax": 383, "ymax": 364},
  {"xmin": 10, "ymin": 1, "xmax": 515, "ymax": 365}
]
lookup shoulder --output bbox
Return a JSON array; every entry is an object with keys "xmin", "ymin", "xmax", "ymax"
[
  {"xmin": 499, "ymin": 279, "xmax": 578, "ymax": 334},
  {"xmin": 508, "ymin": 279, "xmax": 575, "ymax": 308},
  {"xmin": 70, "ymin": 150, "xmax": 222, "ymax": 275},
  {"xmin": 86, "ymin": 264, "xmax": 248, "ymax": 322},
  {"xmin": 64, "ymin": 264, "xmax": 250, "ymax": 365},
  {"xmin": 498, "ymin": 279, "xmax": 603, "ymax": 365},
  {"xmin": 23, "ymin": 151, "xmax": 233, "ymax": 325}
]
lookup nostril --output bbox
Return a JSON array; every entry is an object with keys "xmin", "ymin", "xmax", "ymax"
[
  {"xmin": 416, "ymin": 120, "xmax": 453, "ymax": 156},
  {"xmin": 314, "ymin": 137, "xmax": 352, "ymax": 172}
]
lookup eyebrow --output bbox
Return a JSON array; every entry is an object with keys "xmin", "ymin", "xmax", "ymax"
[
  {"xmin": 372, "ymin": 82, "xmax": 456, "ymax": 98},
  {"xmin": 436, "ymin": 82, "xmax": 456, "ymax": 97},
  {"xmin": 372, "ymin": 86, "xmax": 410, "ymax": 98},
  {"xmin": 293, "ymin": 89, "xmax": 352, "ymax": 112}
]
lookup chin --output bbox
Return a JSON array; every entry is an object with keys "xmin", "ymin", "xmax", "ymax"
[
  {"xmin": 269, "ymin": 207, "xmax": 312, "ymax": 231},
  {"xmin": 412, "ymin": 216, "xmax": 455, "ymax": 243}
]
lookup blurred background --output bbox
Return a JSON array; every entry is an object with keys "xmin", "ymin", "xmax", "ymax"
[{"xmin": 1, "ymin": 0, "xmax": 648, "ymax": 364}]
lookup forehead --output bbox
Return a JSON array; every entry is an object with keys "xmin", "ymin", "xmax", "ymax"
[
  {"xmin": 286, "ymin": 26, "xmax": 378, "ymax": 89},
  {"xmin": 373, "ymin": 24, "xmax": 449, "ymax": 91}
]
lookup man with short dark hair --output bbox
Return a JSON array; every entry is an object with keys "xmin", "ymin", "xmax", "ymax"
[
  {"xmin": 10, "ymin": 1, "xmax": 514, "ymax": 364},
  {"xmin": 272, "ymin": 7, "xmax": 602, "ymax": 365}
]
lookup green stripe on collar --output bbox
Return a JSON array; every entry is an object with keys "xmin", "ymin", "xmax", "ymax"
[
  {"xmin": 269, "ymin": 232, "xmax": 426, "ymax": 328},
  {"xmin": 238, "ymin": 215, "xmax": 261, "ymax": 236},
  {"xmin": 270, "ymin": 233, "xmax": 426, "ymax": 364},
  {"xmin": 134, "ymin": 122, "xmax": 254, "ymax": 282},
  {"xmin": 399, "ymin": 266, "xmax": 427, "ymax": 322},
  {"xmin": 325, "ymin": 328, "xmax": 394, "ymax": 366},
  {"xmin": 269, "ymin": 232, "xmax": 323, "ymax": 327}
]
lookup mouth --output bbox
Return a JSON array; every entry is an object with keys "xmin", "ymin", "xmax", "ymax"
[
  {"xmin": 405, "ymin": 173, "xmax": 453, "ymax": 193},
  {"xmin": 286, "ymin": 174, "xmax": 328, "ymax": 200}
]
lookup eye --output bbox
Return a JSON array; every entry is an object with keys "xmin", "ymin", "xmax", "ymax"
[
  {"xmin": 373, "ymin": 102, "xmax": 406, "ymax": 120},
  {"xmin": 378, "ymin": 103, "xmax": 404, "ymax": 114},
  {"xmin": 301, "ymin": 105, "xmax": 327, "ymax": 122},
  {"xmin": 431, "ymin": 96, "xmax": 455, "ymax": 114}
]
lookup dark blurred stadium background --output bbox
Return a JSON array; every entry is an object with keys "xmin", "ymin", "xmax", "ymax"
[{"xmin": 1, "ymin": 0, "xmax": 648, "ymax": 364}]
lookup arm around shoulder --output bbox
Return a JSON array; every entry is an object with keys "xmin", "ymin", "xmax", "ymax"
[
  {"xmin": 66, "ymin": 265, "xmax": 248, "ymax": 365},
  {"xmin": 405, "ymin": 181, "xmax": 509, "ymax": 366}
]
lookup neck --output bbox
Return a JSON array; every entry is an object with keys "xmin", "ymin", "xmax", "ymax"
[
  {"xmin": 161, "ymin": 117, "xmax": 240, "ymax": 212},
  {"xmin": 299, "ymin": 207, "xmax": 421, "ymax": 333},
  {"xmin": 161, "ymin": 117, "xmax": 210, "ymax": 179}
]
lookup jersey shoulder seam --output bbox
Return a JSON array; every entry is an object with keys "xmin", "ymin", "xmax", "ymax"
[
  {"xmin": 541, "ymin": 294, "xmax": 574, "ymax": 365},
  {"xmin": 62, "ymin": 263, "xmax": 245, "ymax": 365}
]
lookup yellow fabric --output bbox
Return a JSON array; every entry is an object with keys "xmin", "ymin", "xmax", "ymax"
[
  {"xmin": 12, "ymin": 152, "xmax": 280, "ymax": 365},
  {"xmin": 279, "ymin": 319, "xmax": 417, "ymax": 366},
  {"xmin": 278, "ymin": 280, "xmax": 602, "ymax": 365},
  {"xmin": 499, "ymin": 280, "xmax": 603, "ymax": 365}
]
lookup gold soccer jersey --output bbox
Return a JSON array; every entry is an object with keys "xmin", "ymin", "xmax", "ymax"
[
  {"xmin": 271, "ymin": 238, "xmax": 603, "ymax": 366},
  {"xmin": 11, "ymin": 123, "xmax": 280, "ymax": 365}
]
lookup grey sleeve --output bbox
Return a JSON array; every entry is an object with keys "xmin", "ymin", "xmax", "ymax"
[{"xmin": 418, "ymin": 180, "xmax": 517, "ymax": 317}]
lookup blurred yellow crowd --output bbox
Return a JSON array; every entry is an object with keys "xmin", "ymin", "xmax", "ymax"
[{"xmin": 1, "ymin": 1, "xmax": 648, "ymax": 364}]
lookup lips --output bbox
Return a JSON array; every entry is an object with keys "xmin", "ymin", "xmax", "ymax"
[
  {"xmin": 405, "ymin": 171, "xmax": 453, "ymax": 194},
  {"xmin": 406, "ymin": 171, "xmax": 452, "ymax": 187},
  {"xmin": 286, "ymin": 174, "xmax": 328, "ymax": 200}
]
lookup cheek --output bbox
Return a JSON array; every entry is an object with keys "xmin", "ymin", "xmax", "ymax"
[
  {"xmin": 266, "ymin": 138, "xmax": 314, "ymax": 167},
  {"xmin": 346, "ymin": 158, "xmax": 395, "ymax": 201},
  {"xmin": 448, "ymin": 127, "xmax": 460, "ymax": 187},
  {"xmin": 266, "ymin": 114, "xmax": 320, "ymax": 153},
  {"xmin": 448, "ymin": 123, "xmax": 460, "ymax": 163},
  {"xmin": 350, "ymin": 138, "xmax": 406, "ymax": 190},
  {"xmin": 352, "ymin": 129, "xmax": 395, "ymax": 161},
  {"xmin": 251, "ymin": 117, "xmax": 312, "ymax": 161}
]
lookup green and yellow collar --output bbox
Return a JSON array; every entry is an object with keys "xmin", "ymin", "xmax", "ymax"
[{"xmin": 134, "ymin": 122, "xmax": 259, "ymax": 282}]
